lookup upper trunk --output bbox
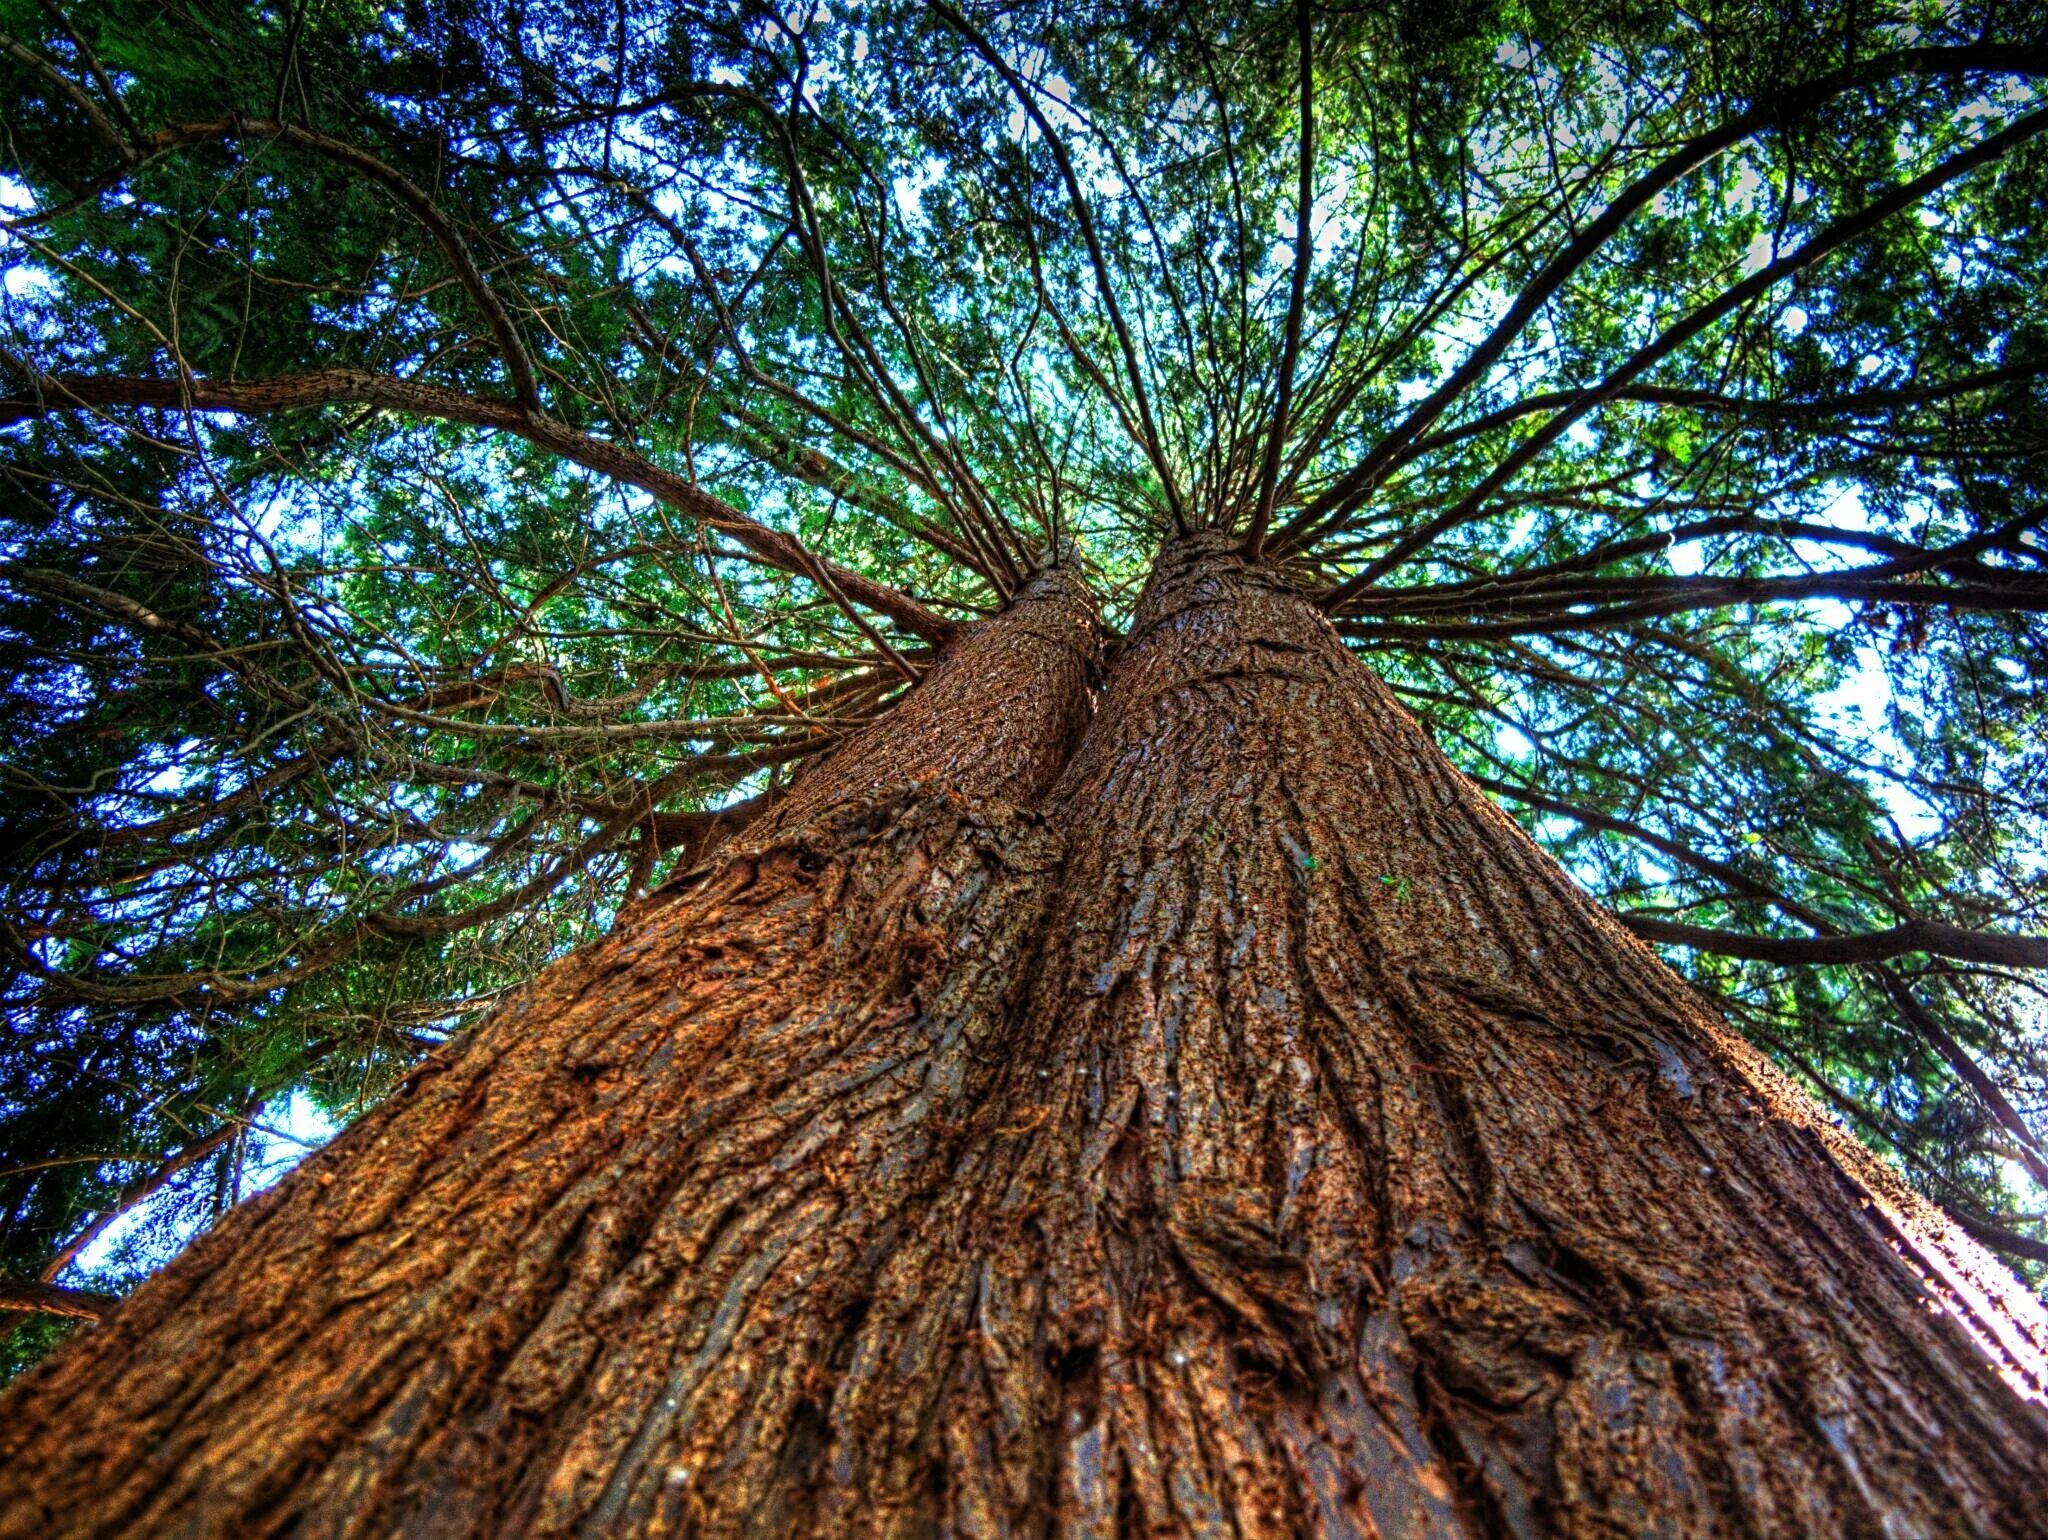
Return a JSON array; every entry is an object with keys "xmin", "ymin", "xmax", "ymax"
[{"xmin": 0, "ymin": 567, "xmax": 1099, "ymax": 1539}]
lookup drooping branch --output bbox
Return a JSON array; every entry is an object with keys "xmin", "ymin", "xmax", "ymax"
[
  {"xmin": 1470, "ymin": 770, "xmax": 1829, "ymax": 922},
  {"xmin": 1951, "ymin": 1210, "xmax": 2048, "ymax": 1267},
  {"xmin": 1, "ymin": 368, "xmax": 958, "ymax": 643}
]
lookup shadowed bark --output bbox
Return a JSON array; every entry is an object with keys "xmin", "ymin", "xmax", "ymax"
[
  {"xmin": 806, "ymin": 533, "xmax": 2048, "ymax": 1535},
  {"xmin": 0, "ymin": 566, "xmax": 1098, "ymax": 1539}
]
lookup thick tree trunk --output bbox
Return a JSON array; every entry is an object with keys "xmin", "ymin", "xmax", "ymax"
[
  {"xmin": 6, "ymin": 539, "xmax": 2046, "ymax": 1538},
  {"xmin": 0, "ymin": 566, "xmax": 1099, "ymax": 1539},
  {"xmin": 793, "ymin": 534, "xmax": 2048, "ymax": 1535}
]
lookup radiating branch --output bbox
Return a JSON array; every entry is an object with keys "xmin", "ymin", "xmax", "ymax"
[
  {"xmin": 1619, "ymin": 914, "xmax": 2048, "ymax": 969},
  {"xmin": 1323, "ymin": 104, "xmax": 2048, "ymax": 605},
  {"xmin": 2, "ymin": 368, "xmax": 958, "ymax": 643},
  {"xmin": 1275, "ymin": 42, "xmax": 2048, "ymax": 552}
]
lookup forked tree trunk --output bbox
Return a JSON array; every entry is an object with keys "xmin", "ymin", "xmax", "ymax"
[
  {"xmin": 749, "ymin": 535, "xmax": 2048, "ymax": 1535},
  {"xmin": 0, "ymin": 565, "xmax": 1100, "ymax": 1539},
  {"xmin": 5, "ymin": 541, "xmax": 2046, "ymax": 1538}
]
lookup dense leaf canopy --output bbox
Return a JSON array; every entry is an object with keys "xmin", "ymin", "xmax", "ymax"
[{"xmin": 3, "ymin": 0, "xmax": 2046, "ymax": 1364}]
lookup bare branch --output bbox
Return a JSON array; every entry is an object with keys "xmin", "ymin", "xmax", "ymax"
[
  {"xmin": 1619, "ymin": 914, "xmax": 2048, "ymax": 969},
  {"xmin": 1243, "ymin": 0, "xmax": 1315, "ymax": 559}
]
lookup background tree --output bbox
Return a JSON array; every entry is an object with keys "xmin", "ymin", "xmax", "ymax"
[{"xmin": 0, "ymin": 0, "xmax": 2045, "ymax": 1484}]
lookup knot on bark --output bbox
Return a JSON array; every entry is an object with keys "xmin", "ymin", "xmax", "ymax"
[{"xmin": 1166, "ymin": 1178, "xmax": 1338, "ymax": 1379}]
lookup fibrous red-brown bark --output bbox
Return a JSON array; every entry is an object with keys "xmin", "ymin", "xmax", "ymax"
[
  {"xmin": 789, "ymin": 534, "xmax": 2048, "ymax": 1535},
  {"xmin": 0, "ymin": 565, "xmax": 1097, "ymax": 1538},
  {"xmin": 6, "ymin": 539, "xmax": 2046, "ymax": 1538}
]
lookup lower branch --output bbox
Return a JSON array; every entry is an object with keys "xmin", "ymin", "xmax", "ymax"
[
  {"xmin": 0, "ymin": 1280, "xmax": 115, "ymax": 1322},
  {"xmin": 1620, "ymin": 912, "xmax": 2048, "ymax": 969},
  {"xmin": 1, "ymin": 369, "xmax": 958, "ymax": 644}
]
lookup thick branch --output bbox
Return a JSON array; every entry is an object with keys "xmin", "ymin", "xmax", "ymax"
[
  {"xmin": 0, "ymin": 29, "xmax": 135, "ymax": 164},
  {"xmin": 1620, "ymin": 914, "xmax": 2048, "ymax": 969},
  {"xmin": 1949, "ymin": 1210, "xmax": 2048, "ymax": 1267},
  {"xmin": 0, "ymin": 1279, "xmax": 116, "ymax": 1321},
  {"xmin": 1, "ymin": 368, "xmax": 957, "ymax": 643}
]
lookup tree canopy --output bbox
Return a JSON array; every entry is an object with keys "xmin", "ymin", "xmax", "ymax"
[{"xmin": 3, "ymin": 0, "xmax": 2046, "ymax": 1365}]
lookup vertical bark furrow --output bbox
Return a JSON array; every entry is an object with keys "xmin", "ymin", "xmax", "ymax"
[
  {"xmin": 0, "ymin": 570, "xmax": 1100, "ymax": 1540},
  {"xmin": 875, "ymin": 533, "xmax": 2047, "ymax": 1537}
]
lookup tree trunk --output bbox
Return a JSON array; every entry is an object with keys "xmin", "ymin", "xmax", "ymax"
[
  {"xmin": 0, "ymin": 566, "xmax": 1099, "ymax": 1539},
  {"xmin": 6, "ymin": 539, "xmax": 2047, "ymax": 1538},
  {"xmin": 794, "ymin": 534, "xmax": 2048, "ymax": 1535}
]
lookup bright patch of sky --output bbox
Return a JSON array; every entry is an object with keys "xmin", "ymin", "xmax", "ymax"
[
  {"xmin": 893, "ymin": 158, "xmax": 950, "ymax": 223},
  {"xmin": 1660, "ymin": 483, "xmax": 1948, "ymax": 840},
  {"xmin": 1002, "ymin": 49, "xmax": 1084, "ymax": 140},
  {"xmin": 1494, "ymin": 722, "xmax": 1537, "ymax": 759},
  {"xmin": 65, "ymin": 1092, "xmax": 340, "ymax": 1285},
  {"xmin": 0, "ymin": 175, "xmax": 54, "ymax": 300}
]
